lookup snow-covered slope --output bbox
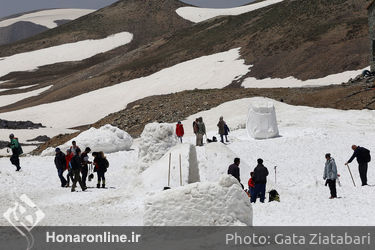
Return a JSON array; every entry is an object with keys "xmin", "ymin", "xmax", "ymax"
[
  {"xmin": 0, "ymin": 48, "xmax": 249, "ymax": 128},
  {"xmin": 0, "ymin": 85, "xmax": 51, "ymax": 107},
  {"xmin": 176, "ymin": 0, "xmax": 284, "ymax": 23},
  {"xmin": 0, "ymin": 32, "xmax": 133, "ymax": 78},
  {"xmin": 0, "ymin": 9, "xmax": 95, "ymax": 29},
  {"xmin": 1, "ymin": 98, "xmax": 375, "ymax": 226}
]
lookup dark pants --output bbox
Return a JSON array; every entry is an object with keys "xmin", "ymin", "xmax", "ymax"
[
  {"xmin": 81, "ymin": 167, "xmax": 88, "ymax": 188},
  {"xmin": 71, "ymin": 169, "xmax": 84, "ymax": 191},
  {"xmin": 220, "ymin": 134, "xmax": 224, "ymax": 143},
  {"xmin": 178, "ymin": 136, "xmax": 183, "ymax": 143},
  {"xmin": 358, "ymin": 162, "xmax": 368, "ymax": 186},
  {"xmin": 327, "ymin": 179, "xmax": 337, "ymax": 198},
  {"xmin": 66, "ymin": 170, "xmax": 74, "ymax": 186},
  {"xmin": 57, "ymin": 169, "xmax": 67, "ymax": 187},
  {"xmin": 97, "ymin": 171, "xmax": 106, "ymax": 184},
  {"xmin": 251, "ymin": 184, "xmax": 266, "ymax": 203},
  {"xmin": 10, "ymin": 154, "xmax": 20, "ymax": 170}
]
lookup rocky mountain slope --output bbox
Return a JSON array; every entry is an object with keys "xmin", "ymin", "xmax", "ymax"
[{"xmin": 0, "ymin": 0, "xmax": 370, "ymax": 114}]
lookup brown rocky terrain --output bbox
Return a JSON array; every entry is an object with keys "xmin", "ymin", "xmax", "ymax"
[{"xmin": 0, "ymin": 0, "xmax": 371, "ymax": 114}]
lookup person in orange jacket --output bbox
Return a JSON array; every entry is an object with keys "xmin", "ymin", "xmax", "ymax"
[{"xmin": 176, "ymin": 121, "xmax": 184, "ymax": 143}]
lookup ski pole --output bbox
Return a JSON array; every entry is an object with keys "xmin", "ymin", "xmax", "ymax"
[
  {"xmin": 179, "ymin": 154, "xmax": 182, "ymax": 186},
  {"xmin": 274, "ymin": 166, "xmax": 277, "ymax": 184},
  {"xmin": 346, "ymin": 164, "xmax": 356, "ymax": 187},
  {"xmin": 168, "ymin": 153, "xmax": 171, "ymax": 187}
]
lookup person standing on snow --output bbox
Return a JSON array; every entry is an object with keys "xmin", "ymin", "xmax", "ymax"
[
  {"xmin": 176, "ymin": 121, "xmax": 184, "ymax": 143},
  {"xmin": 70, "ymin": 141, "xmax": 81, "ymax": 155},
  {"xmin": 323, "ymin": 153, "xmax": 338, "ymax": 199},
  {"xmin": 248, "ymin": 171, "xmax": 255, "ymax": 199},
  {"xmin": 228, "ymin": 158, "xmax": 241, "ymax": 182},
  {"xmin": 65, "ymin": 148, "xmax": 74, "ymax": 187},
  {"xmin": 54, "ymin": 148, "xmax": 67, "ymax": 187},
  {"xmin": 217, "ymin": 116, "xmax": 230, "ymax": 143},
  {"xmin": 70, "ymin": 147, "xmax": 86, "ymax": 192},
  {"xmin": 93, "ymin": 151, "xmax": 109, "ymax": 188},
  {"xmin": 345, "ymin": 145, "xmax": 371, "ymax": 186},
  {"xmin": 197, "ymin": 117, "xmax": 206, "ymax": 146},
  {"xmin": 193, "ymin": 118, "xmax": 199, "ymax": 146},
  {"xmin": 251, "ymin": 158, "xmax": 269, "ymax": 203},
  {"xmin": 7, "ymin": 133, "xmax": 22, "ymax": 171},
  {"xmin": 80, "ymin": 147, "xmax": 91, "ymax": 189}
]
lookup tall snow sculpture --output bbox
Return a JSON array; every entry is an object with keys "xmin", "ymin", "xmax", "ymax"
[{"xmin": 246, "ymin": 101, "xmax": 279, "ymax": 139}]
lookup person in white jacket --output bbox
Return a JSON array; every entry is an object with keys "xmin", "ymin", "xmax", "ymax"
[{"xmin": 323, "ymin": 153, "xmax": 338, "ymax": 199}]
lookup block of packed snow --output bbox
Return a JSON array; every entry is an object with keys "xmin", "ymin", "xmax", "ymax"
[
  {"xmin": 138, "ymin": 123, "xmax": 178, "ymax": 165},
  {"xmin": 144, "ymin": 175, "xmax": 252, "ymax": 226},
  {"xmin": 198, "ymin": 142, "xmax": 251, "ymax": 184},
  {"xmin": 246, "ymin": 101, "xmax": 279, "ymax": 139},
  {"xmin": 142, "ymin": 143, "xmax": 199, "ymax": 192},
  {"xmin": 41, "ymin": 124, "xmax": 132, "ymax": 155}
]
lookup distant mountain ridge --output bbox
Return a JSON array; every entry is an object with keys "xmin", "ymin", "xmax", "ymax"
[{"xmin": 0, "ymin": 9, "xmax": 94, "ymax": 46}]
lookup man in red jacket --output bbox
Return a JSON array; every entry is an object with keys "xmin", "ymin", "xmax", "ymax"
[{"xmin": 176, "ymin": 121, "xmax": 184, "ymax": 143}]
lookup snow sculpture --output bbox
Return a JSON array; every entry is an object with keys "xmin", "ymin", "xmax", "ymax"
[{"xmin": 246, "ymin": 101, "xmax": 279, "ymax": 139}]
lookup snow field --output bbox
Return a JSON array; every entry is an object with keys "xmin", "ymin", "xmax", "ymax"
[
  {"xmin": 0, "ymin": 32, "xmax": 133, "ymax": 78},
  {"xmin": 0, "ymin": 85, "xmax": 52, "ymax": 107},
  {"xmin": 0, "ymin": 9, "xmax": 95, "ymax": 29},
  {"xmin": 144, "ymin": 175, "xmax": 252, "ymax": 226},
  {"xmin": 1, "ymin": 97, "xmax": 375, "ymax": 226},
  {"xmin": 176, "ymin": 0, "xmax": 284, "ymax": 23}
]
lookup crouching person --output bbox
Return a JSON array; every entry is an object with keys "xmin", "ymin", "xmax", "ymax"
[{"xmin": 70, "ymin": 148, "xmax": 86, "ymax": 192}]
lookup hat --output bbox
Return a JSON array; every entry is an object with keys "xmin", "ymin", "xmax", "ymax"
[
  {"xmin": 55, "ymin": 148, "xmax": 61, "ymax": 152},
  {"xmin": 9, "ymin": 133, "xmax": 14, "ymax": 139}
]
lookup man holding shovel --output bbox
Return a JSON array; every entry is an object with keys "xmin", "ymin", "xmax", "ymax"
[{"xmin": 345, "ymin": 145, "xmax": 371, "ymax": 186}]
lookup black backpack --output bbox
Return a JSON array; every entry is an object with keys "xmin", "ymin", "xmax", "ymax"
[
  {"xmin": 269, "ymin": 189, "xmax": 280, "ymax": 202},
  {"xmin": 365, "ymin": 148, "xmax": 371, "ymax": 163}
]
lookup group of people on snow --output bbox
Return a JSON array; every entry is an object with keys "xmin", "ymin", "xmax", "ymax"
[
  {"xmin": 176, "ymin": 116, "xmax": 230, "ymax": 146},
  {"xmin": 54, "ymin": 141, "xmax": 109, "ymax": 192},
  {"xmin": 226, "ymin": 144, "xmax": 371, "ymax": 202},
  {"xmin": 227, "ymin": 157, "xmax": 269, "ymax": 203},
  {"xmin": 5, "ymin": 130, "xmax": 372, "ymax": 200}
]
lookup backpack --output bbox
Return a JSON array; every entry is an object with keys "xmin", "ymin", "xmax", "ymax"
[
  {"xmin": 362, "ymin": 147, "xmax": 371, "ymax": 163},
  {"xmin": 17, "ymin": 143, "xmax": 23, "ymax": 155},
  {"xmin": 268, "ymin": 189, "xmax": 280, "ymax": 202}
]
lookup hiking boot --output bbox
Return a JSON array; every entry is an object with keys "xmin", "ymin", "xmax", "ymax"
[
  {"xmin": 16, "ymin": 166, "xmax": 21, "ymax": 171},
  {"xmin": 82, "ymin": 187, "xmax": 87, "ymax": 191},
  {"xmin": 97, "ymin": 184, "xmax": 100, "ymax": 188},
  {"xmin": 329, "ymin": 196, "xmax": 335, "ymax": 199},
  {"xmin": 102, "ymin": 184, "xmax": 105, "ymax": 188},
  {"xmin": 71, "ymin": 189, "xmax": 75, "ymax": 192}
]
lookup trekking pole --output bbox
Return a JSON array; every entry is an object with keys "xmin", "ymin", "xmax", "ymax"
[
  {"xmin": 346, "ymin": 164, "xmax": 356, "ymax": 187},
  {"xmin": 168, "ymin": 153, "xmax": 171, "ymax": 187},
  {"xmin": 274, "ymin": 166, "xmax": 277, "ymax": 184},
  {"xmin": 179, "ymin": 154, "xmax": 182, "ymax": 186}
]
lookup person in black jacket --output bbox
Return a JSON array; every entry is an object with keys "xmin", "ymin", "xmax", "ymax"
[
  {"xmin": 345, "ymin": 145, "xmax": 371, "ymax": 186},
  {"xmin": 54, "ymin": 148, "xmax": 67, "ymax": 187},
  {"xmin": 80, "ymin": 147, "xmax": 91, "ymax": 189},
  {"xmin": 251, "ymin": 158, "xmax": 269, "ymax": 203},
  {"xmin": 228, "ymin": 158, "xmax": 241, "ymax": 182},
  {"xmin": 70, "ymin": 148, "xmax": 86, "ymax": 192}
]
